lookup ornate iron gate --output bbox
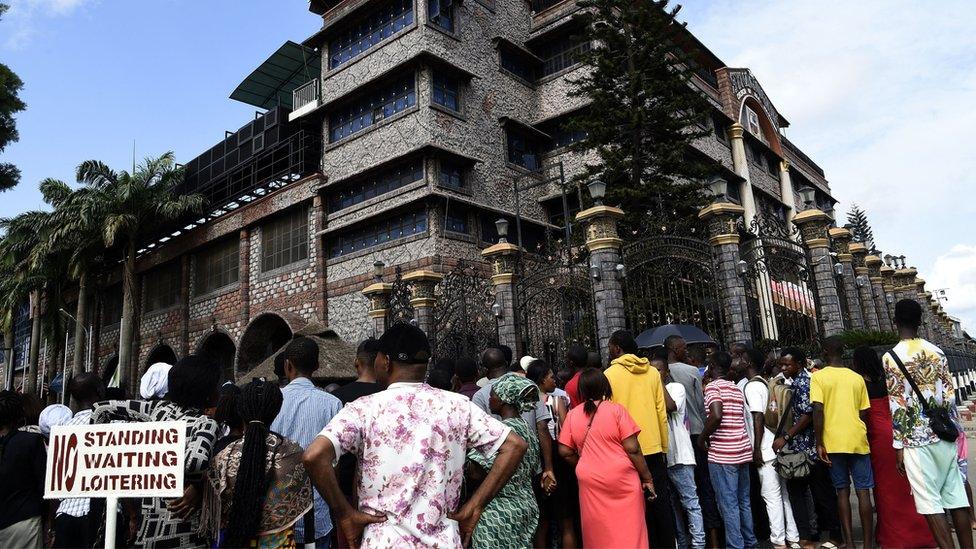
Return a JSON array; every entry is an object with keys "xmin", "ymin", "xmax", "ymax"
[
  {"xmin": 386, "ymin": 266, "xmax": 415, "ymax": 326},
  {"xmin": 622, "ymin": 235, "xmax": 727, "ymax": 346},
  {"xmin": 429, "ymin": 260, "xmax": 498, "ymax": 360},
  {"xmin": 515, "ymin": 249, "xmax": 597, "ymax": 366},
  {"xmin": 740, "ymin": 218, "xmax": 820, "ymax": 348}
]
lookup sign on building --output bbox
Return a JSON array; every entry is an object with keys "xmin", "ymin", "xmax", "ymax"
[{"xmin": 44, "ymin": 421, "xmax": 186, "ymax": 499}]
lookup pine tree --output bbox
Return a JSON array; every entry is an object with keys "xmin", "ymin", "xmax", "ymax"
[
  {"xmin": 846, "ymin": 204, "xmax": 876, "ymax": 253},
  {"xmin": 0, "ymin": 3, "xmax": 26, "ymax": 192},
  {"xmin": 568, "ymin": 0, "xmax": 715, "ymax": 234}
]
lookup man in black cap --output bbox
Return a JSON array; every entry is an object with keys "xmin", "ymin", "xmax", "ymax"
[
  {"xmin": 332, "ymin": 338, "xmax": 381, "ymax": 405},
  {"xmin": 304, "ymin": 323, "xmax": 527, "ymax": 547}
]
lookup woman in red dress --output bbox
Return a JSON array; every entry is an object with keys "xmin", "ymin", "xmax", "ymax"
[
  {"xmin": 557, "ymin": 368, "xmax": 655, "ymax": 548},
  {"xmin": 852, "ymin": 346, "xmax": 936, "ymax": 548}
]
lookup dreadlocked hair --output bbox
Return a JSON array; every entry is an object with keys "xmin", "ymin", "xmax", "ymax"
[{"xmin": 224, "ymin": 380, "xmax": 284, "ymax": 548}]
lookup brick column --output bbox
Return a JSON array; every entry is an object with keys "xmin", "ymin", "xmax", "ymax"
[
  {"xmin": 403, "ymin": 270, "xmax": 443, "ymax": 337},
  {"xmin": 239, "ymin": 228, "xmax": 251, "ymax": 325},
  {"xmin": 793, "ymin": 209, "xmax": 845, "ymax": 336},
  {"xmin": 482, "ymin": 242, "xmax": 522, "ymax": 353},
  {"xmin": 866, "ymin": 255, "xmax": 893, "ymax": 332},
  {"xmin": 311, "ymin": 195, "xmax": 328, "ymax": 324},
  {"xmin": 914, "ymin": 277, "xmax": 933, "ymax": 340},
  {"xmin": 893, "ymin": 267, "xmax": 918, "ymax": 304},
  {"xmin": 576, "ymin": 205, "xmax": 626, "ymax": 356},
  {"xmin": 928, "ymin": 298, "xmax": 945, "ymax": 345},
  {"xmin": 881, "ymin": 264, "xmax": 897, "ymax": 326},
  {"xmin": 828, "ymin": 228, "xmax": 865, "ymax": 330},
  {"xmin": 850, "ymin": 243, "xmax": 881, "ymax": 331},
  {"xmin": 362, "ymin": 282, "xmax": 392, "ymax": 337},
  {"xmin": 180, "ymin": 255, "xmax": 191, "ymax": 357},
  {"xmin": 699, "ymin": 203, "xmax": 753, "ymax": 346}
]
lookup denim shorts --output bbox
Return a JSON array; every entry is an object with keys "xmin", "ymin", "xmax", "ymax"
[{"xmin": 828, "ymin": 453, "xmax": 874, "ymax": 490}]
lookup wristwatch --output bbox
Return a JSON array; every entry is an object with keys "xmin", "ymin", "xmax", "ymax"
[{"xmin": 784, "ymin": 434, "xmax": 793, "ymax": 443}]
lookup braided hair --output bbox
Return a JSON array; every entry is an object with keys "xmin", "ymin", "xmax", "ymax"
[{"xmin": 224, "ymin": 380, "xmax": 284, "ymax": 547}]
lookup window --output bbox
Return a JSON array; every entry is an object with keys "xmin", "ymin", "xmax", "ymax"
[
  {"xmin": 432, "ymin": 72, "xmax": 460, "ymax": 111},
  {"xmin": 499, "ymin": 48, "xmax": 535, "ymax": 83},
  {"xmin": 329, "ymin": 159, "xmax": 424, "ymax": 211},
  {"xmin": 506, "ymin": 128, "xmax": 542, "ymax": 169},
  {"xmin": 103, "ymin": 290, "xmax": 122, "ymax": 325},
  {"xmin": 444, "ymin": 208, "xmax": 469, "ymax": 234},
  {"xmin": 548, "ymin": 127, "xmax": 587, "ymax": 151},
  {"xmin": 428, "ymin": 0, "xmax": 454, "ymax": 32},
  {"xmin": 329, "ymin": 75, "xmax": 417, "ymax": 142},
  {"xmin": 262, "ymin": 206, "xmax": 309, "ymax": 272},
  {"xmin": 744, "ymin": 106, "xmax": 767, "ymax": 143},
  {"xmin": 767, "ymin": 155, "xmax": 779, "ymax": 176},
  {"xmin": 537, "ymin": 35, "xmax": 590, "ymax": 78},
  {"xmin": 330, "ymin": 210, "xmax": 428, "ymax": 258},
  {"xmin": 144, "ymin": 263, "xmax": 181, "ymax": 312},
  {"xmin": 438, "ymin": 160, "xmax": 465, "ymax": 190},
  {"xmin": 195, "ymin": 239, "xmax": 240, "ymax": 295},
  {"xmin": 714, "ymin": 115, "xmax": 728, "ymax": 143},
  {"xmin": 329, "ymin": 0, "xmax": 414, "ymax": 69}
]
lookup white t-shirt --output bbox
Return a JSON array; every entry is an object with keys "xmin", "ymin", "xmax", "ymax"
[
  {"xmin": 665, "ymin": 382, "xmax": 696, "ymax": 467},
  {"xmin": 740, "ymin": 378, "xmax": 775, "ymax": 463}
]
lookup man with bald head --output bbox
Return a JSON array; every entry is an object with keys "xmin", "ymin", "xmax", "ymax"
[
  {"xmin": 473, "ymin": 347, "xmax": 557, "ymax": 493},
  {"xmin": 53, "ymin": 373, "xmax": 106, "ymax": 548}
]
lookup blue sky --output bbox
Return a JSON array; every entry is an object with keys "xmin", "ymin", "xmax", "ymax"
[{"xmin": 2, "ymin": 0, "xmax": 976, "ymax": 332}]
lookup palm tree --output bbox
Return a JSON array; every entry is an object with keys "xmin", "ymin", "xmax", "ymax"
[
  {"xmin": 39, "ymin": 178, "xmax": 106, "ymax": 386},
  {"xmin": 77, "ymin": 153, "xmax": 204, "ymax": 392}
]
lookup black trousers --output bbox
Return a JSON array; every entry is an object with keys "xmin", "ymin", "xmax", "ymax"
[
  {"xmin": 54, "ymin": 513, "xmax": 95, "ymax": 549},
  {"xmin": 692, "ymin": 433, "xmax": 724, "ymax": 530},
  {"xmin": 786, "ymin": 460, "xmax": 841, "ymax": 541},
  {"xmin": 645, "ymin": 452, "xmax": 677, "ymax": 549}
]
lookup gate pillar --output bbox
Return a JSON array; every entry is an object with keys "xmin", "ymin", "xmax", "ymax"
[
  {"xmin": 403, "ymin": 270, "xmax": 443, "ymax": 338},
  {"xmin": 850, "ymin": 243, "xmax": 881, "ymax": 331},
  {"xmin": 915, "ymin": 277, "xmax": 934, "ymax": 340},
  {"xmin": 828, "ymin": 227, "xmax": 865, "ymax": 330},
  {"xmin": 482, "ymin": 242, "xmax": 522, "ymax": 354},
  {"xmin": 576, "ymin": 205, "xmax": 626, "ymax": 356},
  {"xmin": 699, "ymin": 202, "xmax": 753, "ymax": 347},
  {"xmin": 866, "ymin": 255, "xmax": 893, "ymax": 331},
  {"xmin": 793, "ymin": 209, "xmax": 845, "ymax": 337},
  {"xmin": 362, "ymin": 282, "xmax": 393, "ymax": 337}
]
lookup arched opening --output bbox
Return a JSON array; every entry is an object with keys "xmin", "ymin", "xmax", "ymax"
[
  {"xmin": 101, "ymin": 355, "xmax": 119, "ymax": 385},
  {"xmin": 237, "ymin": 313, "xmax": 293, "ymax": 377},
  {"xmin": 738, "ymin": 96, "xmax": 783, "ymax": 155},
  {"xmin": 145, "ymin": 344, "xmax": 178, "ymax": 370},
  {"xmin": 199, "ymin": 332, "xmax": 236, "ymax": 383}
]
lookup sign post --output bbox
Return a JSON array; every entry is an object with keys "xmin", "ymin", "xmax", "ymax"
[{"xmin": 44, "ymin": 421, "xmax": 186, "ymax": 549}]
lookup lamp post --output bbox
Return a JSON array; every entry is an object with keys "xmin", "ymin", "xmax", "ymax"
[
  {"xmin": 708, "ymin": 177, "xmax": 729, "ymax": 202},
  {"xmin": 798, "ymin": 186, "xmax": 816, "ymax": 209},
  {"xmin": 587, "ymin": 179, "xmax": 607, "ymax": 207},
  {"xmin": 495, "ymin": 218, "xmax": 509, "ymax": 244}
]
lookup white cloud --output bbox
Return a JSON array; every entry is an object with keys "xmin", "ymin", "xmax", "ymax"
[
  {"xmin": 680, "ymin": 0, "xmax": 976, "ymax": 332},
  {"xmin": 928, "ymin": 245, "xmax": 976, "ymax": 335},
  {"xmin": 3, "ymin": 0, "xmax": 95, "ymax": 49}
]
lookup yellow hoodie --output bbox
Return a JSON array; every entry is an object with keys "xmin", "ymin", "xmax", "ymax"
[{"xmin": 604, "ymin": 353, "xmax": 669, "ymax": 455}]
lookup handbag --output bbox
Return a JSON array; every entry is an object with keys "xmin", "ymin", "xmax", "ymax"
[
  {"xmin": 772, "ymin": 385, "xmax": 814, "ymax": 480},
  {"xmin": 887, "ymin": 350, "xmax": 959, "ymax": 443}
]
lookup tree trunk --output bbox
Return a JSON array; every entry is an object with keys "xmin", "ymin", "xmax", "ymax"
[
  {"xmin": 3, "ymin": 329, "xmax": 13, "ymax": 391},
  {"xmin": 26, "ymin": 290, "xmax": 41, "ymax": 395},
  {"xmin": 69, "ymin": 272, "xmax": 89, "ymax": 408},
  {"xmin": 117, "ymin": 240, "xmax": 137, "ymax": 394}
]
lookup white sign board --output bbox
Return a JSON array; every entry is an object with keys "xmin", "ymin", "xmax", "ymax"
[{"xmin": 44, "ymin": 421, "xmax": 186, "ymax": 499}]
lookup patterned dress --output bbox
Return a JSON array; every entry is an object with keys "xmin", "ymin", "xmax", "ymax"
[
  {"xmin": 91, "ymin": 399, "xmax": 218, "ymax": 549},
  {"xmin": 467, "ymin": 417, "xmax": 540, "ymax": 549}
]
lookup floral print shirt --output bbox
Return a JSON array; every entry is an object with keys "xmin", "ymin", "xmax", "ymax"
[
  {"xmin": 883, "ymin": 338, "xmax": 958, "ymax": 449},
  {"xmin": 319, "ymin": 382, "xmax": 511, "ymax": 548},
  {"xmin": 787, "ymin": 369, "xmax": 816, "ymax": 459}
]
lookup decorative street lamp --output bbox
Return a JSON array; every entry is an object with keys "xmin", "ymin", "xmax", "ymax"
[
  {"xmin": 373, "ymin": 260, "xmax": 385, "ymax": 282},
  {"xmin": 708, "ymin": 177, "xmax": 728, "ymax": 202},
  {"xmin": 798, "ymin": 185, "xmax": 816, "ymax": 208},
  {"xmin": 587, "ymin": 179, "xmax": 607, "ymax": 206},
  {"xmin": 495, "ymin": 218, "xmax": 509, "ymax": 244},
  {"xmin": 833, "ymin": 262, "xmax": 844, "ymax": 277}
]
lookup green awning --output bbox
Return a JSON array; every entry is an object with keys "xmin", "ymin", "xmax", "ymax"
[{"xmin": 230, "ymin": 41, "xmax": 321, "ymax": 110}]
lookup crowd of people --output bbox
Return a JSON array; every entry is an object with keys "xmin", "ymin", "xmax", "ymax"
[{"xmin": 0, "ymin": 298, "xmax": 974, "ymax": 549}]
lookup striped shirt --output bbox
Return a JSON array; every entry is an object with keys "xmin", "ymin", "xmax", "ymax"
[
  {"xmin": 56, "ymin": 410, "xmax": 94, "ymax": 517},
  {"xmin": 703, "ymin": 379, "xmax": 752, "ymax": 465},
  {"xmin": 270, "ymin": 377, "xmax": 343, "ymax": 543}
]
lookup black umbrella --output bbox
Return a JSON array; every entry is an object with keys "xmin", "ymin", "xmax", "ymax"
[{"xmin": 635, "ymin": 324, "xmax": 716, "ymax": 349}]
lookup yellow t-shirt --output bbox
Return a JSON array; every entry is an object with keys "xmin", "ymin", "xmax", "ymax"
[{"xmin": 810, "ymin": 366, "xmax": 870, "ymax": 454}]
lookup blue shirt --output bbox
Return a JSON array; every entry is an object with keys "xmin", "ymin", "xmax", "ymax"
[
  {"xmin": 788, "ymin": 369, "xmax": 816, "ymax": 459},
  {"xmin": 270, "ymin": 377, "xmax": 343, "ymax": 542}
]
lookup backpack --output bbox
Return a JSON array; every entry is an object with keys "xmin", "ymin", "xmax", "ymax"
[{"xmin": 763, "ymin": 376, "xmax": 793, "ymax": 432}]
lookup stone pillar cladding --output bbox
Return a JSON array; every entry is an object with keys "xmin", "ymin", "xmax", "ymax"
[
  {"xmin": 728, "ymin": 123, "xmax": 759, "ymax": 224},
  {"xmin": 179, "ymin": 255, "xmax": 191, "ymax": 356},
  {"xmin": 849, "ymin": 243, "xmax": 881, "ymax": 331},
  {"xmin": 881, "ymin": 264, "xmax": 897, "ymax": 324},
  {"xmin": 892, "ymin": 267, "xmax": 919, "ymax": 332},
  {"xmin": 481, "ymin": 242, "xmax": 522, "ymax": 353},
  {"xmin": 361, "ymin": 282, "xmax": 392, "ymax": 337},
  {"xmin": 928, "ymin": 297, "xmax": 945, "ymax": 345},
  {"xmin": 699, "ymin": 203, "xmax": 753, "ymax": 346},
  {"xmin": 792, "ymin": 209, "xmax": 845, "ymax": 336},
  {"xmin": 575, "ymin": 205, "xmax": 626, "ymax": 356},
  {"xmin": 311, "ymin": 195, "xmax": 328, "ymax": 324},
  {"xmin": 866, "ymin": 255, "xmax": 893, "ymax": 332},
  {"xmin": 779, "ymin": 160, "xmax": 799, "ymax": 225},
  {"xmin": 402, "ymin": 270, "xmax": 444, "ymax": 338},
  {"xmin": 914, "ymin": 277, "xmax": 933, "ymax": 340},
  {"xmin": 828, "ymin": 228, "xmax": 865, "ymax": 330},
  {"xmin": 239, "ymin": 228, "xmax": 251, "ymax": 325}
]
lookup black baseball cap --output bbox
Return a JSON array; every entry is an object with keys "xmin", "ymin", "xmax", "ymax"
[
  {"xmin": 357, "ymin": 337, "xmax": 381, "ymax": 356},
  {"xmin": 378, "ymin": 322, "xmax": 431, "ymax": 365}
]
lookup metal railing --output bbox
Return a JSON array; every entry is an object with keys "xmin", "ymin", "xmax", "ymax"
[
  {"xmin": 531, "ymin": 0, "xmax": 569, "ymax": 14},
  {"xmin": 293, "ymin": 79, "xmax": 320, "ymax": 112}
]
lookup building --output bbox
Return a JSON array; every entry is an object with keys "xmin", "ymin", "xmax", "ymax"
[{"xmin": 10, "ymin": 0, "xmax": 842, "ymax": 391}]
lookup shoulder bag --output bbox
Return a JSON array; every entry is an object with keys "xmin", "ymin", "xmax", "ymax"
[
  {"xmin": 887, "ymin": 350, "xmax": 959, "ymax": 443},
  {"xmin": 772, "ymin": 386, "xmax": 814, "ymax": 480}
]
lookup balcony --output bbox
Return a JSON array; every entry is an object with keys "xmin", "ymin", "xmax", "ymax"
[{"xmin": 292, "ymin": 79, "xmax": 321, "ymax": 120}]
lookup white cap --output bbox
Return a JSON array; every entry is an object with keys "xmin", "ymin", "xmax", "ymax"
[{"xmin": 519, "ymin": 356, "xmax": 538, "ymax": 371}]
